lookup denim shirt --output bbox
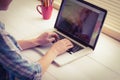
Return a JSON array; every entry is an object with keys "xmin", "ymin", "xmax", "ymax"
[{"xmin": 0, "ymin": 22, "xmax": 42, "ymax": 80}]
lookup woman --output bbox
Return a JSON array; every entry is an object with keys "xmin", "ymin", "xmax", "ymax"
[{"xmin": 0, "ymin": 0, "xmax": 73, "ymax": 80}]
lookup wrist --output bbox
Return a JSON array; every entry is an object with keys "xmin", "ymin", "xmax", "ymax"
[
  {"xmin": 47, "ymin": 48, "xmax": 60, "ymax": 57},
  {"xmin": 30, "ymin": 38, "xmax": 40, "ymax": 47},
  {"xmin": 47, "ymin": 49, "xmax": 58, "ymax": 57}
]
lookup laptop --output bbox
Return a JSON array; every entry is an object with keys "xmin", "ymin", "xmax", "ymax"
[{"xmin": 34, "ymin": 0, "xmax": 107, "ymax": 66}]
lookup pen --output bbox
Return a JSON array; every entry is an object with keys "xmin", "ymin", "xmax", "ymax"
[
  {"xmin": 44, "ymin": 0, "xmax": 47, "ymax": 7},
  {"xmin": 40, "ymin": 0, "xmax": 54, "ymax": 7},
  {"xmin": 40, "ymin": 0, "xmax": 44, "ymax": 6},
  {"xmin": 50, "ymin": 0, "xmax": 54, "ymax": 5}
]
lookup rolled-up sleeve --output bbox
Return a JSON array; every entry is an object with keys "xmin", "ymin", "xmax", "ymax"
[{"xmin": 0, "ymin": 23, "xmax": 42, "ymax": 80}]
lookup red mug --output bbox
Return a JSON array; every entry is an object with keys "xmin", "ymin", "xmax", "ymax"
[{"xmin": 36, "ymin": 5, "xmax": 53, "ymax": 20}]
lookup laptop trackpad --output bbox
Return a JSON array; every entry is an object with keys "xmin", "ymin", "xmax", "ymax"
[{"xmin": 54, "ymin": 52, "xmax": 76, "ymax": 66}]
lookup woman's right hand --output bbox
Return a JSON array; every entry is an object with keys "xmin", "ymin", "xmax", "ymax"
[
  {"xmin": 39, "ymin": 39, "xmax": 73, "ymax": 74},
  {"xmin": 48, "ymin": 39, "xmax": 73, "ymax": 56}
]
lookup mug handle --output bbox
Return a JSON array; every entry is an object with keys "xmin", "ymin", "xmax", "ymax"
[{"xmin": 36, "ymin": 5, "xmax": 42, "ymax": 15}]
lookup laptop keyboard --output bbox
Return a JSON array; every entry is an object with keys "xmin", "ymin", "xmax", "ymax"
[{"xmin": 55, "ymin": 32, "xmax": 84, "ymax": 54}]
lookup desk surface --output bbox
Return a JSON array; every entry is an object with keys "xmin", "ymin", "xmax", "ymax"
[{"xmin": 0, "ymin": 0, "xmax": 120, "ymax": 80}]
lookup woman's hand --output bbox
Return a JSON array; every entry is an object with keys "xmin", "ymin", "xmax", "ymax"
[
  {"xmin": 48, "ymin": 38, "xmax": 73, "ymax": 56},
  {"xmin": 35, "ymin": 32, "xmax": 59, "ymax": 46}
]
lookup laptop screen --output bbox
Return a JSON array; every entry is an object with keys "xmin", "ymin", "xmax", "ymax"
[{"xmin": 55, "ymin": 0, "xmax": 107, "ymax": 49}]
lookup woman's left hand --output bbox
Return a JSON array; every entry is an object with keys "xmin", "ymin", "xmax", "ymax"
[{"xmin": 34, "ymin": 32, "xmax": 59, "ymax": 46}]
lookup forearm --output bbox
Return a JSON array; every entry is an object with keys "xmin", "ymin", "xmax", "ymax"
[
  {"xmin": 38, "ymin": 50, "xmax": 57, "ymax": 75},
  {"xmin": 18, "ymin": 39, "xmax": 38, "ymax": 50}
]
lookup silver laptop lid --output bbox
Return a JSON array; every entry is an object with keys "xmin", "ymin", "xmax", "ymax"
[{"xmin": 54, "ymin": 0, "xmax": 107, "ymax": 49}]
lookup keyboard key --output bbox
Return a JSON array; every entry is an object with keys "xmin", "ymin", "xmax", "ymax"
[{"xmin": 69, "ymin": 42, "xmax": 83, "ymax": 53}]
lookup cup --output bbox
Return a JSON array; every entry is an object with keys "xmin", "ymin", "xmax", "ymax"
[{"xmin": 36, "ymin": 5, "xmax": 53, "ymax": 20}]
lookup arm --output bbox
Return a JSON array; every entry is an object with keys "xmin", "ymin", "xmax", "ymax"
[
  {"xmin": 17, "ymin": 39, "xmax": 39, "ymax": 50},
  {"xmin": 0, "ymin": 22, "xmax": 73, "ymax": 79},
  {"xmin": 18, "ymin": 32, "xmax": 73, "ymax": 74},
  {"xmin": 18, "ymin": 32, "xmax": 59, "ymax": 50},
  {"xmin": 39, "ymin": 39, "xmax": 73, "ymax": 74},
  {"xmin": 18, "ymin": 37, "xmax": 73, "ymax": 75}
]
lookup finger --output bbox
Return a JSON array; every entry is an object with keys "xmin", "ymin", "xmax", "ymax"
[
  {"xmin": 48, "ymin": 37, "xmax": 56, "ymax": 43},
  {"xmin": 67, "ymin": 44, "xmax": 74, "ymax": 48},
  {"xmin": 63, "ymin": 39, "xmax": 73, "ymax": 47},
  {"xmin": 49, "ymin": 32, "xmax": 59, "ymax": 40},
  {"xmin": 63, "ymin": 39, "xmax": 72, "ymax": 44}
]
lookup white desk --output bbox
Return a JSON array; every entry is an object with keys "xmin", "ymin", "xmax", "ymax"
[{"xmin": 0, "ymin": 0, "xmax": 120, "ymax": 80}]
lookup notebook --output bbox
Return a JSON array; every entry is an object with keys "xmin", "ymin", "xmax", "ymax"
[{"xmin": 35, "ymin": 0, "xmax": 107, "ymax": 66}]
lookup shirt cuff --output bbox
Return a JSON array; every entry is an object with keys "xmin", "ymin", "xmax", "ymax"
[{"xmin": 33, "ymin": 63, "xmax": 42, "ymax": 80}]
